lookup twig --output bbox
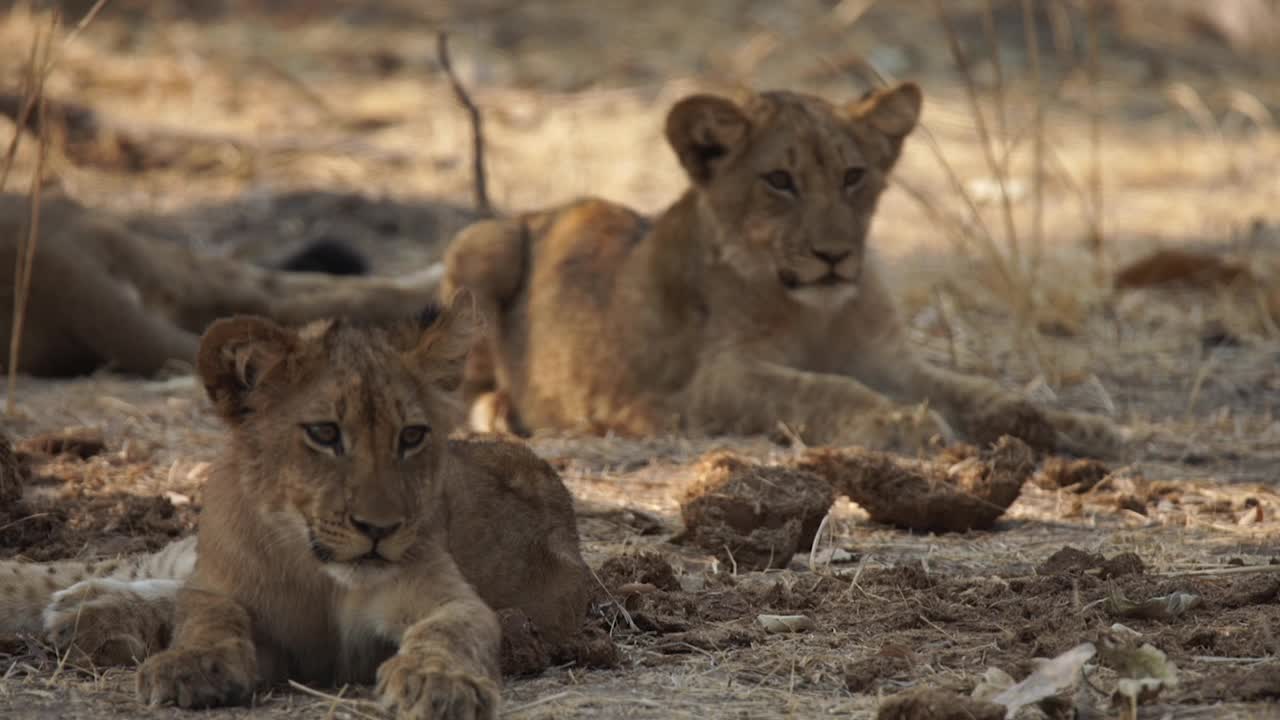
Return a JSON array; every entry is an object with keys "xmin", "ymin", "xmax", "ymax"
[
  {"xmin": 807, "ymin": 508, "xmax": 834, "ymax": 572},
  {"xmin": 1157, "ymin": 564, "xmax": 1280, "ymax": 578},
  {"xmin": 436, "ymin": 32, "xmax": 491, "ymax": 217}
]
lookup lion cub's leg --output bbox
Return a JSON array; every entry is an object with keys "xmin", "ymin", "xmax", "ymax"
[
  {"xmin": 688, "ymin": 354, "xmax": 954, "ymax": 452},
  {"xmin": 351, "ymin": 554, "xmax": 501, "ymax": 720},
  {"xmin": 40, "ymin": 536, "xmax": 195, "ymax": 667},
  {"xmin": 137, "ymin": 586, "xmax": 259, "ymax": 709},
  {"xmin": 0, "ymin": 536, "xmax": 193, "ymax": 666},
  {"xmin": 871, "ymin": 358, "xmax": 1124, "ymax": 456}
]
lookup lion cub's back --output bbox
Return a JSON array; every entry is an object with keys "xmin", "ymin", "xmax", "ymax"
[{"xmin": 444, "ymin": 435, "xmax": 589, "ymax": 643}]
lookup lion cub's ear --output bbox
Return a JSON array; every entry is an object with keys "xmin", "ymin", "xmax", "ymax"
[
  {"xmin": 409, "ymin": 290, "xmax": 481, "ymax": 392},
  {"xmin": 665, "ymin": 94, "xmax": 752, "ymax": 184},
  {"xmin": 197, "ymin": 316, "xmax": 298, "ymax": 423},
  {"xmin": 848, "ymin": 82, "xmax": 923, "ymax": 138}
]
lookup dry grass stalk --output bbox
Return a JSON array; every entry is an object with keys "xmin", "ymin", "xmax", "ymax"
[
  {"xmin": 980, "ymin": 0, "xmax": 1010, "ymax": 160},
  {"xmin": 1086, "ymin": 0, "xmax": 1104, "ymax": 265},
  {"xmin": 436, "ymin": 32, "xmax": 491, "ymax": 217},
  {"xmin": 286, "ymin": 680, "xmax": 385, "ymax": 720},
  {"xmin": 1021, "ymin": 0, "xmax": 1046, "ymax": 284},
  {"xmin": 6, "ymin": 10, "xmax": 58, "ymax": 417},
  {"xmin": 933, "ymin": 0, "xmax": 1023, "ymax": 280},
  {"xmin": 61, "ymin": 0, "xmax": 110, "ymax": 49}
]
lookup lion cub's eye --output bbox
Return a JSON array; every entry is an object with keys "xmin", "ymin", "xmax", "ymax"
[
  {"xmin": 843, "ymin": 167, "xmax": 867, "ymax": 192},
  {"xmin": 302, "ymin": 423, "xmax": 342, "ymax": 451},
  {"xmin": 398, "ymin": 425, "xmax": 430, "ymax": 455},
  {"xmin": 762, "ymin": 170, "xmax": 797, "ymax": 195}
]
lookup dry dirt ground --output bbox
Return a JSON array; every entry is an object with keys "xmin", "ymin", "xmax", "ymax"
[{"xmin": 2, "ymin": 1, "xmax": 1280, "ymax": 718}]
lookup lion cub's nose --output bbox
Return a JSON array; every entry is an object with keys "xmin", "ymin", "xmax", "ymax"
[
  {"xmin": 349, "ymin": 515, "xmax": 403, "ymax": 542},
  {"xmin": 812, "ymin": 249, "xmax": 851, "ymax": 267}
]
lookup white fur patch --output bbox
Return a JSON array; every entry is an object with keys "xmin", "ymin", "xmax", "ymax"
[
  {"xmin": 322, "ymin": 563, "xmax": 397, "ymax": 589},
  {"xmin": 468, "ymin": 392, "xmax": 502, "ymax": 433},
  {"xmin": 789, "ymin": 283, "xmax": 860, "ymax": 310}
]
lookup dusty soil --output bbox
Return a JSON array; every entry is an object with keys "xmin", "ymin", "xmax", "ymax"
[{"xmin": 2, "ymin": 0, "xmax": 1280, "ymax": 718}]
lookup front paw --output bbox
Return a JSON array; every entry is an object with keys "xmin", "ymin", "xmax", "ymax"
[
  {"xmin": 868, "ymin": 403, "xmax": 956, "ymax": 453},
  {"xmin": 137, "ymin": 641, "xmax": 256, "ymax": 709},
  {"xmin": 377, "ymin": 651, "xmax": 499, "ymax": 720},
  {"xmin": 1044, "ymin": 409, "xmax": 1131, "ymax": 458}
]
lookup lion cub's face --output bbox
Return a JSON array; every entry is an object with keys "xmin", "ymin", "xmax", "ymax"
[
  {"xmin": 665, "ymin": 83, "xmax": 923, "ymax": 308},
  {"xmin": 196, "ymin": 301, "xmax": 476, "ymax": 585}
]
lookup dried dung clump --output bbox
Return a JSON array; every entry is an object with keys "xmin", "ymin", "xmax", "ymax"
[
  {"xmin": 798, "ymin": 436, "xmax": 1035, "ymax": 532},
  {"xmin": 1037, "ymin": 546, "xmax": 1145, "ymax": 579},
  {"xmin": 596, "ymin": 552, "xmax": 680, "ymax": 592},
  {"xmin": 678, "ymin": 453, "xmax": 834, "ymax": 571},
  {"xmin": 499, "ymin": 607, "xmax": 620, "ymax": 675},
  {"xmin": 876, "ymin": 688, "xmax": 1005, "ymax": 720},
  {"xmin": 498, "ymin": 608, "xmax": 551, "ymax": 676}
]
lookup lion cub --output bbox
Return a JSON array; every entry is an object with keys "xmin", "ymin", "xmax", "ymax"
[
  {"xmin": 8, "ymin": 298, "xmax": 589, "ymax": 719},
  {"xmin": 443, "ymin": 83, "xmax": 1122, "ymax": 455}
]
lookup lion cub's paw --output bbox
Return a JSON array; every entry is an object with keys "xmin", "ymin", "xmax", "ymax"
[
  {"xmin": 871, "ymin": 404, "xmax": 956, "ymax": 452},
  {"xmin": 1045, "ymin": 409, "xmax": 1132, "ymax": 458},
  {"xmin": 377, "ymin": 651, "xmax": 499, "ymax": 720},
  {"xmin": 137, "ymin": 641, "xmax": 256, "ymax": 709},
  {"xmin": 44, "ymin": 578, "xmax": 177, "ymax": 667}
]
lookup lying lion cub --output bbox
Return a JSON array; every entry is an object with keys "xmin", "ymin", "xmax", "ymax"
[
  {"xmin": 0, "ymin": 192, "xmax": 441, "ymax": 377},
  {"xmin": 443, "ymin": 83, "xmax": 1121, "ymax": 455},
  {"xmin": 0, "ymin": 297, "xmax": 590, "ymax": 719}
]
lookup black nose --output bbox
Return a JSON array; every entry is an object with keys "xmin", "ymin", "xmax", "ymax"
[
  {"xmin": 812, "ymin": 249, "xmax": 851, "ymax": 266},
  {"xmin": 349, "ymin": 516, "xmax": 402, "ymax": 542}
]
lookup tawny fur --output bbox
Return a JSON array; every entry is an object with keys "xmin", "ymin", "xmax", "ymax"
[
  {"xmin": 0, "ymin": 300, "xmax": 590, "ymax": 720},
  {"xmin": 442, "ymin": 84, "xmax": 1122, "ymax": 455},
  {"xmin": 0, "ymin": 192, "xmax": 441, "ymax": 377}
]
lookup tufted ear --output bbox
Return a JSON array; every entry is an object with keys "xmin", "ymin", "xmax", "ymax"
[
  {"xmin": 665, "ymin": 94, "xmax": 752, "ymax": 185},
  {"xmin": 197, "ymin": 316, "xmax": 298, "ymax": 424},
  {"xmin": 409, "ymin": 290, "xmax": 482, "ymax": 392},
  {"xmin": 847, "ymin": 82, "xmax": 923, "ymax": 138}
]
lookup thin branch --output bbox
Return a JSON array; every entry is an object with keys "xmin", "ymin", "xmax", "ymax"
[
  {"xmin": 7, "ymin": 10, "xmax": 58, "ymax": 416},
  {"xmin": 436, "ymin": 32, "xmax": 492, "ymax": 217}
]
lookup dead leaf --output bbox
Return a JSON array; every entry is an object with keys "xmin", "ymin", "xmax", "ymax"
[
  {"xmin": 971, "ymin": 666, "xmax": 1016, "ymax": 703},
  {"xmin": 1097, "ymin": 624, "xmax": 1179, "ymax": 716},
  {"xmin": 1106, "ymin": 588, "xmax": 1202, "ymax": 621},
  {"xmin": 991, "ymin": 642, "xmax": 1096, "ymax": 716}
]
